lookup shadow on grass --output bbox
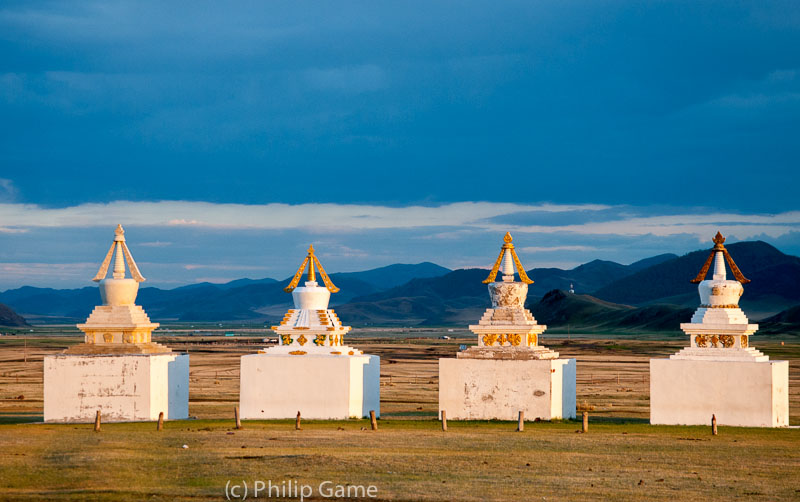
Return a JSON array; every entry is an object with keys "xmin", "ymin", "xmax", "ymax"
[{"xmin": 0, "ymin": 413, "xmax": 43, "ymax": 424}]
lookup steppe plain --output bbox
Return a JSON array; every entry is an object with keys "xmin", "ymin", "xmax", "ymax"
[{"xmin": 0, "ymin": 327, "xmax": 798, "ymax": 501}]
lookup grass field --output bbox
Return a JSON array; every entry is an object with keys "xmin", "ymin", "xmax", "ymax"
[{"xmin": 0, "ymin": 330, "xmax": 798, "ymax": 501}]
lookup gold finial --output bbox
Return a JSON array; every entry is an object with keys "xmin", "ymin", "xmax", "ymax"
[
  {"xmin": 482, "ymin": 232, "xmax": 534, "ymax": 284},
  {"xmin": 284, "ymin": 245, "xmax": 340, "ymax": 293},
  {"xmin": 690, "ymin": 231, "xmax": 750, "ymax": 284},
  {"xmin": 307, "ymin": 245, "xmax": 316, "ymax": 282},
  {"xmin": 92, "ymin": 224, "xmax": 145, "ymax": 283}
]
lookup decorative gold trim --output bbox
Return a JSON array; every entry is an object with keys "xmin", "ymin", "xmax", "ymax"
[
  {"xmin": 283, "ymin": 245, "xmax": 341, "ymax": 293},
  {"xmin": 741, "ymin": 335, "xmax": 748, "ymax": 348},
  {"xmin": 710, "ymin": 335, "xmax": 719, "ymax": 348},
  {"xmin": 695, "ymin": 334, "xmax": 708, "ymax": 348},
  {"xmin": 691, "ymin": 232, "xmax": 750, "ymax": 284},
  {"xmin": 331, "ymin": 351, "xmax": 341, "ymax": 355},
  {"xmin": 289, "ymin": 350, "xmax": 306, "ymax": 355},
  {"xmin": 281, "ymin": 335, "xmax": 292, "ymax": 345},
  {"xmin": 720, "ymin": 335, "xmax": 734, "ymax": 348},
  {"xmin": 297, "ymin": 334, "xmax": 308, "ymax": 346},
  {"xmin": 482, "ymin": 232, "xmax": 533, "ymax": 284},
  {"xmin": 508, "ymin": 333, "xmax": 522, "ymax": 346},
  {"xmin": 313, "ymin": 335, "xmax": 326, "ymax": 346},
  {"xmin": 482, "ymin": 334, "xmax": 497, "ymax": 346},
  {"xmin": 699, "ymin": 304, "xmax": 740, "ymax": 309}
]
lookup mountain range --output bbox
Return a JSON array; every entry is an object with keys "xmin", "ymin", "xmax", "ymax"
[{"xmin": 1, "ymin": 241, "xmax": 799, "ymax": 333}]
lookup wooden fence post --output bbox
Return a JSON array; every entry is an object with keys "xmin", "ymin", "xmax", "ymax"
[
  {"xmin": 517, "ymin": 411, "xmax": 524, "ymax": 432},
  {"xmin": 441, "ymin": 410, "xmax": 447, "ymax": 432},
  {"xmin": 370, "ymin": 410, "xmax": 378, "ymax": 431},
  {"xmin": 157, "ymin": 411, "xmax": 164, "ymax": 431},
  {"xmin": 295, "ymin": 411, "xmax": 301, "ymax": 430},
  {"xmin": 582, "ymin": 411, "xmax": 588, "ymax": 433},
  {"xmin": 234, "ymin": 406, "xmax": 242, "ymax": 430},
  {"xmin": 711, "ymin": 414, "xmax": 718, "ymax": 435},
  {"xmin": 94, "ymin": 410, "xmax": 101, "ymax": 432}
]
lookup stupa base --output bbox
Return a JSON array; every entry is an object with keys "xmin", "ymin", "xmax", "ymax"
[
  {"xmin": 438, "ymin": 358, "xmax": 576, "ymax": 421},
  {"xmin": 650, "ymin": 358, "xmax": 789, "ymax": 427},
  {"xmin": 44, "ymin": 352, "xmax": 189, "ymax": 423},
  {"xmin": 239, "ymin": 353, "xmax": 380, "ymax": 419}
]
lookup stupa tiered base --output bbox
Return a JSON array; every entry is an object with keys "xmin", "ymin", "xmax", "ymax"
[
  {"xmin": 44, "ymin": 351, "xmax": 189, "ymax": 423},
  {"xmin": 240, "ymin": 347, "xmax": 379, "ymax": 420},
  {"xmin": 44, "ymin": 225, "xmax": 189, "ymax": 423},
  {"xmin": 439, "ymin": 356, "xmax": 576, "ymax": 421},
  {"xmin": 438, "ymin": 233, "xmax": 576, "ymax": 421},
  {"xmin": 650, "ymin": 356, "xmax": 788, "ymax": 427},
  {"xmin": 239, "ymin": 247, "xmax": 380, "ymax": 420},
  {"xmin": 650, "ymin": 232, "xmax": 789, "ymax": 427}
]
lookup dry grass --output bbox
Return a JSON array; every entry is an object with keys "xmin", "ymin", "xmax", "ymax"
[{"xmin": 0, "ymin": 331, "xmax": 799, "ymax": 501}]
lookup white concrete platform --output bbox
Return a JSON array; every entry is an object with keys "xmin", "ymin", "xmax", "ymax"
[
  {"xmin": 438, "ymin": 358, "xmax": 576, "ymax": 421},
  {"xmin": 650, "ymin": 358, "xmax": 789, "ymax": 427},
  {"xmin": 44, "ymin": 353, "xmax": 189, "ymax": 423},
  {"xmin": 239, "ymin": 353, "xmax": 380, "ymax": 420}
]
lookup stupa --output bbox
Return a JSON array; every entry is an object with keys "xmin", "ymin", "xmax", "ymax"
[
  {"xmin": 239, "ymin": 245, "xmax": 379, "ymax": 419},
  {"xmin": 650, "ymin": 232, "xmax": 789, "ymax": 427},
  {"xmin": 44, "ymin": 225, "xmax": 189, "ymax": 423},
  {"xmin": 439, "ymin": 233, "xmax": 576, "ymax": 421}
]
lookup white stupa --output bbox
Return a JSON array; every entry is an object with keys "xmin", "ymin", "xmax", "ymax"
[
  {"xmin": 439, "ymin": 233, "xmax": 576, "ymax": 421},
  {"xmin": 650, "ymin": 232, "xmax": 789, "ymax": 427},
  {"xmin": 44, "ymin": 225, "xmax": 189, "ymax": 423},
  {"xmin": 239, "ymin": 245, "xmax": 379, "ymax": 419}
]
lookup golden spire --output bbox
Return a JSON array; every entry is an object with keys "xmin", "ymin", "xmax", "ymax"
[
  {"xmin": 482, "ymin": 232, "xmax": 534, "ymax": 284},
  {"xmin": 690, "ymin": 231, "xmax": 750, "ymax": 284},
  {"xmin": 284, "ymin": 244, "xmax": 340, "ymax": 293},
  {"xmin": 92, "ymin": 224, "xmax": 145, "ymax": 283}
]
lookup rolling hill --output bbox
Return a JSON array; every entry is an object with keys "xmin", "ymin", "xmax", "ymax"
[
  {"xmin": 0, "ymin": 303, "xmax": 29, "ymax": 327},
  {"xmin": 0, "ymin": 262, "xmax": 451, "ymax": 323},
  {"xmin": 592, "ymin": 241, "xmax": 800, "ymax": 317}
]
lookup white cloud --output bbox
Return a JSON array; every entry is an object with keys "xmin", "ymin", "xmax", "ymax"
[
  {"xmin": 0, "ymin": 200, "xmax": 611, "ymax": 231},
  {"xmin": 519, "ymin": 245, "xmax": 598, "ymax": 253},
  {"xmin": 0, "ymin": 178, "xmax": 19, "ymax": 202},
  {"xmin": 0, "ymin": 201, "xmax": 797, "ymax": 244}
]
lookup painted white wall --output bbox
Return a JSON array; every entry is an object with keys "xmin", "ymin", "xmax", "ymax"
[
  {"xmin": 650, "ymin": 358, "xmax": 789, "ymax": 427},
  {"xmin": 438, "ymin": 358, "xmax": 576, "ymax": 421},
  {"xmin": 239, "ymin": 353, "xmax": 380, "ymax": 420},
  {"xmin": 44, "ymin": 353, "xmax": 189, "ymax": 423}
]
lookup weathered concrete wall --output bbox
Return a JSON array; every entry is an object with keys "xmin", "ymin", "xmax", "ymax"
[
  {"xmin": 44, "ymin": 353, "xmax": 189, "ymax": 423},
  {"xmin": 650, "ymin": 358, "xmax": 789, "ymax": 427},
  {"xmin": 438, "ymin": 358, "xmax": 576, "ymax": 421},
  {"xmin": 239, "ymin": 354, "xmax": 380, "ymax": 419}
]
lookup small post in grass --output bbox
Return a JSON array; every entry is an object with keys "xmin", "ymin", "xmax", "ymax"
[
  {"xmin": 517, "ymin": 411, "xmax": 524, "ymax": 432},
  {"xmin": 94, "ymin": 410, "xmax": 101, "ymax": 432},
  {"xmin": 234, "ymin": 406, "xmax": 242, "ymax": 430},
  {"xmin": 582, "ymin": 411, "xmax": 588, "ymax": 433},
  {"xmin": 441, "ymin": 410, "xmax": 447, "ymax": 432},
  {"xmin": 157, "ymin": 411, "xmax": 164, "ymax": 431},
  {"xmin": 369, "ymin": 410, "xmax": 378, "ymax": 430},
  {"xmin": 711, "ymin": 414, "xmax": 718, "ymax": 436},
  {"xmin": 295, "ymin": 411, "xmax": 302, "ymax": 430}
]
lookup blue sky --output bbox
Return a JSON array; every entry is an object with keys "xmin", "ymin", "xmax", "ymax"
[{"xmin": 1, "ymin": 1, "xmax": 799, "ymax": 289}]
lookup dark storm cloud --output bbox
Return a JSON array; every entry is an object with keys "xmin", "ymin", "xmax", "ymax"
[{"xmin": 0, "ymin": 1, "xmax": 797, "ymax": 209}]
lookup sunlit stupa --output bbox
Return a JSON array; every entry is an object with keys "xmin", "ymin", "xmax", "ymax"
[
  {"xmin": 439, "ymin": 233, "xmax": 576, "ymax": 421},
  {"xmin": 44, "ymin": 225, "xmax": 189, "ymax": 423},
  {"xmin": 650, "ymin": 232, "xmax": 788, "ymax": 427},
  {"xmin": 239, "ymin": 245, "xmax": 380, "ymax": 419}
]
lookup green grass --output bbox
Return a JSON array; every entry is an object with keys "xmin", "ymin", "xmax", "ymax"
[{"xmin": 0, "ymin": 419, "xmax": 798, "ymax": 501}]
